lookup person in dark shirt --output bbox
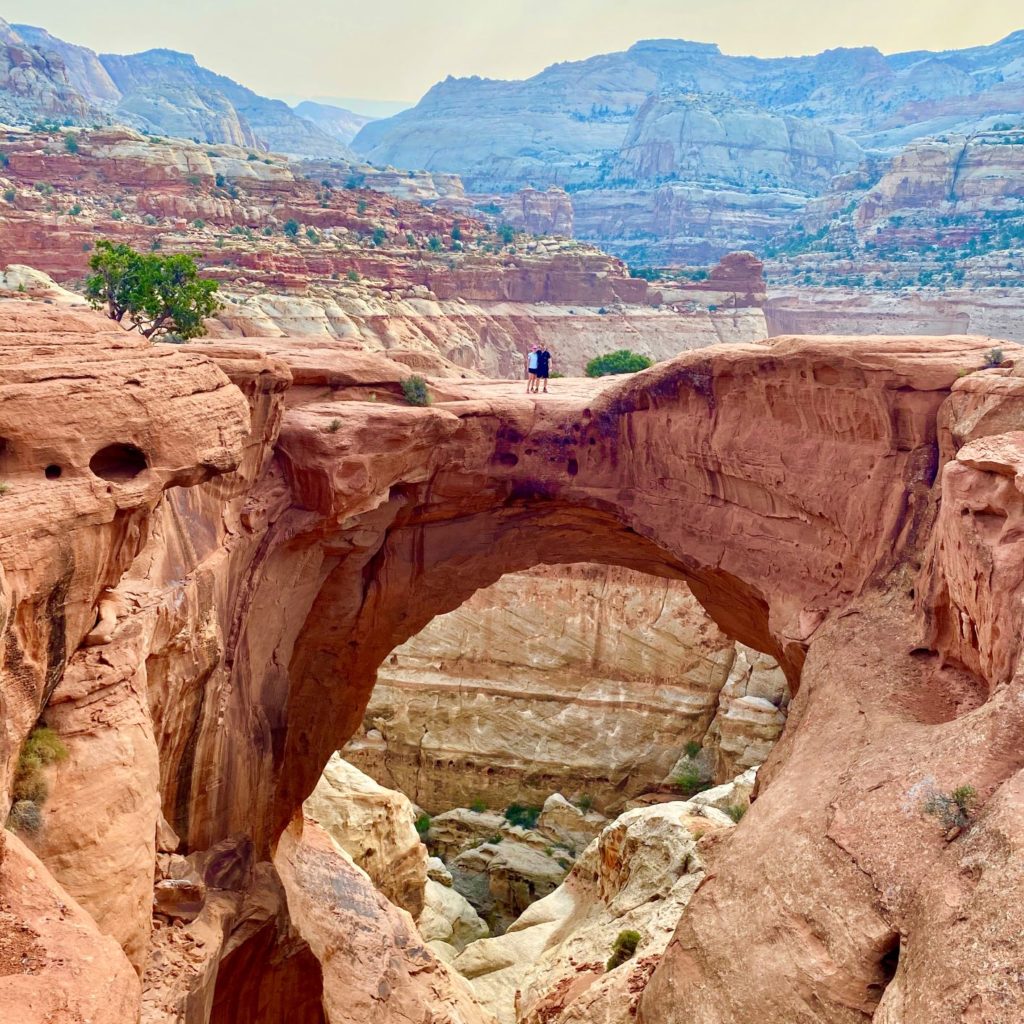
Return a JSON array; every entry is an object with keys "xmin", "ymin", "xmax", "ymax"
[{"xmin": 535, "ymin": 347, "xmax": 552, "ymax": 393}]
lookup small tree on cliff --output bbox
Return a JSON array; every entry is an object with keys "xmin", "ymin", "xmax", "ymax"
[{"xmin": 85, "ymin": 240, "xmax": 222, "ymax": 341}]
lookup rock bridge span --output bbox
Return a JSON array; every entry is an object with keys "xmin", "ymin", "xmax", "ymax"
[{"xmin": 1, "ymin": 303, "xmax": 1021, "ymax": 1024}]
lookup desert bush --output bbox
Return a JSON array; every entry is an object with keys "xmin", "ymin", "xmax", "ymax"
[
  {"xmin": 67, "ymin": 204, "xmax": 82, "ymax": 216},
  {"xmin": 606, "ymin": 929, "xmax": 641, "ymax": 971},
  {"xmin": 469, "ymin": 798, "xmax": 487, "ymax": 813},
  {"xmin": 923, "ymin": 784, "xmax": 977, "ymax": 831},
  {"xmin": 575, "ymin": 794, "xmax": 594, "ymax": 812},
  {"xmin": 111, "ymin": 208, "xmax": 123, "ymax": 220},
  {"xmin": 372, "ymin": 225, "xmax": 387, "ymax": 246},
  {"xmin": 414, "ymin": 814, "xmax": 431, "ymax": 836},
  {"xmin": 427, "ymin": 235, "xmax": 443, "ymax": 252},
  {"xmin": 305, "ymin": 227, "xmax": 320, "ymax": 244},
  {"xmin": 726, "ymin": 804, "xmax": 747, "ymax": 823},
  {"xmin": 401, "ymin": 375, "xmax": 430, "ymax": 406},
  {"xmin": 983, "ymin": 347, "xmax": 1005, "ymax": 368},
  {"xmin": 504, "ymin": 803, "xmax": 541, "ymax": 829},
  {"xmin": 346, "ymin": 269, "xmax": 360, "ymax": 282},
  {"xmin": 585, "ymin": 350, "xmax": 653, "ymax": 377},
  {"xmin": 282, "ymin": 219, "xmax": 299, "ymax": 237},
  {"xmin": 63, "ymin": 134, "xmax": 79, "ymax": 154},
  {"xmin": 674, "ymin": 764, "xmax": 711, "ymax": 798},
  {"xmin": 325, "ymin": 418, "xmax": 342, "ymax": 433},
  {"xmin": 684, "ymin": 740, "xmax": 702, "ymax": 758},
  {"xmin": 3, "ymin": 189, "xmax": 15, "ymax": 203},
  {"xmin": 7, "ymin": 800, "xmax": 42, "ymax": 835}
]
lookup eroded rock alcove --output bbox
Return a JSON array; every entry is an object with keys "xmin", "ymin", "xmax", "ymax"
[{"xmin": 1, "ymin": 300, "xmax": 1022, "ymax": 1024}]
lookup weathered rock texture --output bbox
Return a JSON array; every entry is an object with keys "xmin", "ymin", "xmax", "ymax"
[
  {"xmin": 1, "ymin": 294, "xmax": 1023, "ymax": 1023},
  {"xmin": 451, "ymin": 800, "xmax": 731, "ymax": 1024},
  {"xmin": 345, "ymin": 562, "xmax": 782, "ymax": 813},
  {"xmin": 303, "ymin": 754, "xmax": 426, "ymax": 917}
]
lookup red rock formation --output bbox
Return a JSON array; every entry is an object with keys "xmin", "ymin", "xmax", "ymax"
[{"xmin": 2, "ymin": 296, "xmax": 1022, "ymax": 1022}]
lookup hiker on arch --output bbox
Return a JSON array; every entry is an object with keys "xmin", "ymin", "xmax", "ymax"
[
  {"xmin": 533, "ymin": 346, "xmax": 552, "ymax": 393},
  {"xmin": 525, "ymin": 345, "xmax": 539, "ymax": 392}
]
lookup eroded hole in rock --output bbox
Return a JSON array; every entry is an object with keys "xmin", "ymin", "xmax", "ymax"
[
  {"xmin": 44, "ymin": 463, "xmax": 61, "ymax": 479},
  {"xmin": 89, "ymin": 442, "xmax": 148, "ymax": 482},
  {"xmin": 304, "ymin": 563, "xmax": 789, "ymax": 1022}
]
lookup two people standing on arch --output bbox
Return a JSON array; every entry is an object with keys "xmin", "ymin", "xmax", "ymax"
[{"xmin": 525, "ymin": 344, "xmax": 553, "ymax": 393}]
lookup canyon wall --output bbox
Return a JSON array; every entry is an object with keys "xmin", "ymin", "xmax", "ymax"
[
  {"xmin": 1, "ymin": 295, "xmax": 1023, "ymax": 1022},
  {"xmin": 346, "ymin": 563, "xmax": 786, "ymax": 814}
]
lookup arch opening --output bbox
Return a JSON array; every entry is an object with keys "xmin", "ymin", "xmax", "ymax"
[{"xmin": 89, "ymin": 442, "xmax": 149, "ymax": 482}]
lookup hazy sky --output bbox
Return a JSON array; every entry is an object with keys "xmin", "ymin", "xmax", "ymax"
[{"xmin": 5, "ymin": 0, "xmax": 1022, "ymax": 107}]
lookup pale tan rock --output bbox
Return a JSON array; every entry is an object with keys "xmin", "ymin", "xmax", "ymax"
[
  {"xmin": 418, "ymin": 877, "xmax": 490, "ymax": 952},
  {"xmin": 276, "ymin": 816, "xmax": 495, "ymax": 1024},
  {"xmin": 303, "ymin": 753, "xmax": 427, "ymax": 916}
]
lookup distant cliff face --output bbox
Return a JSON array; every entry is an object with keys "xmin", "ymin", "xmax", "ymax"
[
  {"xmin": 353, "ymin": 32, "xmax": 1024, "ymax": 261},
  {"xmin": 6, "ymin": 23, "xmax": 351, "ymax": 158},
  {"xmin": 293, "ymin": 100, "xmax": 375, "ymax": 145}
]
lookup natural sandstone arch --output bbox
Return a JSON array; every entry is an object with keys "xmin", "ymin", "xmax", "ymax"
[
  {"xmin": 183, "ymin": 336, "xmax": 965, "ymax": 857},
  {"xmin": 5, "ymin": 308, "xmax": 1021, "ymax": 1024}
]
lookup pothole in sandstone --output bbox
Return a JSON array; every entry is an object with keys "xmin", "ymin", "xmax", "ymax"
[{"xmin": 299, "ymin": 563, "xmax": 789, "ymax": 1018}]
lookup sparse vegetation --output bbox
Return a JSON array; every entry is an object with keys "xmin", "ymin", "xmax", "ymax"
[
  {"xmin": 983, "ymin": 347, "xmax": 1005, "ymax": 368},
  {"xmin": 6, "ymin": 726, "xmax": 69, "ymax": 835},
  {"xmin": 922, "ymin": 784, "xmax": 978, "ymax": 833},
  {"xmin": 346, "ymin": 269, "xmax": 360, "ymax": 283},
  {"xmin": 469, "ymin": 798, "xmax": 487, "ymax": 813},
  {"xmin": 674, "ymin": 764, "xmax": 711, "ymax": 798},
  {"xmin": 684, "ymin": 740, "xmax": 702, "ymax": 759},
  {"xmin": 305, "ymin": 227, "xmax": 320, "ymax": 244},
  {"xmin": 401, "ymin": 375, "xmax": 431, "ymax": 406},
  {"xmin": 193, "ymin": 219, "xmax": 205, "ymax": 229},
  {"xmin": 85, "ymin": 240, "xmax": 222, "ymax": 341},
  {"xmin": 726, "ymin": 804, "xmax": 747, "ymax": 823},
  {"xmin": 63, "ymin": 134, "xmax": 79, "ymax": 154},
  {"xmin": 283, "ymin": 219, "xmax": 300, "ymax": 237},
  {"xmin": 504, "ymin": 803, "xmax": 541, "ymax": 830},
  {"xmin": 372, "ymin": 225, "xmax": 387, "ymax": 247},
  {"xmin": 414, "ymin": 813, "xmax": 431, "ymax": 836},
  {"xmin": 0, "ymin": 482, "xmax": 11, "ymax": 496},
  {"xmin": 585, "ymin": 350, "xmax": 653, "ymax": 378},
  {"xmin": 427, "ymin": 235, "xmax": 443, "ymax": 252},
  {"xmin": 325, "ymin": 418, "xmax": 342, "ymax": 433},
  {"xmin": 3, "ymin": 189, "xmax": 15, "ymax": 204},
  {"xmin": 111, "ymin": 208, "xmax": 123, "ymax": 220},
  {"xmin": 606, "ymin": 930, "xmax": 641, "ymax": 971},
  {"xmin": 67, "ymin": 203, "xmax": 82, "ymax": 216},
  {"xmin": 574, "ymin": 795, "xmax": 594, "ymax": 812},
  {"xmin": 498, "ymin": 223, "xmax": 516, "ymax": 245},
  {"xmin": 356, "ymin": 198, "xmax": 368, "ymax": 215}
]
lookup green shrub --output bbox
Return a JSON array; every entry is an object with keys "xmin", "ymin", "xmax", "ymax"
[
  {"xmin": 111, "ymin": 208, "xmax": 123, "ymax": 220},
  {"xmin": 498, "ymin": 223, "xmax": 516, "ymax": 245},
  {"xmin": 346, "ymin": 269, "xmax": 360, "ymax": 283},
  {"xmin": 0, "ymin": 152, "xmax": 8, "ymax": 167},
  {"xmin": 575, "ymin": 795, "xmax": 594, "ymax": 812},
  {"xmin": 3, "ymin": 189, "xmax": 15, "ymax": 203},
  {"xmin": 63, "ymin": 134, "xmax": 79, "ymax": 154},
  {"xmin": 606, "ymin": 930, "xmax": 641, "ymax": 971},
  {"xmin": 414, "ymin": 813, "xmax": 431, "ymax": 836},
  {"xmin": 305, "ymin": 227, "xmax": 320, "ymax": 244},
  {"xmin": 186, "ymin": 174, "xmax": 202, "ymax": 186},
  {"xmin": 674, "ymin": 765, "xmax": 711, "ymax": 798},
  {"xmin": 726, "ymin": 804, "xmax": 747, "ymax": 823},
  {"xmin": 325, "ymin": 418, "xmax": 342, "ymax": 433},
  {"xmin": 215, "ymin": 172, "xmax": 227, "ymax": 188},
  {"xmin": 983, "ymin": 347, "xmax": 1005, "ymax": 368},
  {"xmin": 401, "ymin": 375, "xmax": 431, "ymax": 406},
  {"xmin": 427, "ymin": 235, "xmax": 443, "ymax": 252},
  {"xmin": 247, "ymin": 153, "xmax": 259, "ymax": 161},
  {"xmin": 8, "ymin": 726, "xmax": 69, "ymax": 832},
  {"xmin": 372, "ymin": 225, "xmax": 387, "ymax": 246},
  {"xmin": 67, "ymin": 203, "xmax": 82, "ymax": 216},
  {"xmin": 684, "ymin": 740, "xmax": 702, "ymax": 759},
  {"xmin": 262, "ymin": 226, "xmax": 273, "ymax": 236},
  {"xmin": 283, "ymin": 219, "xmax": 299, "ymax": 237},
  {"xmin": 504, "ymin": 803, "xmax": 541, "ymax": 829},
  {"xmin": 193, "ymin": 218, "xmax": 205, "ymax": 229},
  {"xmin": 356, "ymin": 198, "xmax": 368, "ymax": 215},
  {"xmin": 923, "ymin": 784, "xmax": 977, "ymax": 831},
  {"xmin": 469, "ymin": 798, "xmax": 487, "ymax": 813},
  {"xmin": 585, "ymin": 350, "xmax": 653, "ymax": 378}
]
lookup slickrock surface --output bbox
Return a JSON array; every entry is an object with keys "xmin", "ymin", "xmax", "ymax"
[{"xmin": 1, "ymin": 295, "xmax": 1022, "ymax": 1023}]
